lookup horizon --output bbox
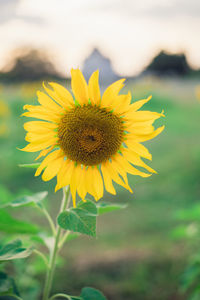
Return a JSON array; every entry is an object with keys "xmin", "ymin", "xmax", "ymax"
[
  {"xmin": 0, "ymin": 47, "xmax": 196, "ymax": 79},
  {"xmin": 0, "ymin": 0, "xmax": 200, "ymax": 77}
]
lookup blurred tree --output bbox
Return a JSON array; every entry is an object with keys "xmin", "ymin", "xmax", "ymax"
[
  {"xmin": 0, "ymin": 48, "xmax": 64, "ymax": 82},
  {"xmin": 145, "ymin": 50, "xmax": 191, "ymax": 76}
]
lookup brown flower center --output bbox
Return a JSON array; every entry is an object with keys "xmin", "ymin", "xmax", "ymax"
[{"xmin": 58, "ymin": 105, "xmax": 124, "ymax": 166}]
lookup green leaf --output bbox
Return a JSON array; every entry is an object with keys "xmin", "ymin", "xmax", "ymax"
[
  {"xmin": 9, "ymin": 191, "xmax": 48, "ymax": 208},
  {"xmin": 57, "ymin": 200, "xmax": 97, "ymax": 237},
  {"xmin": 0, "ymin": 271, "xmax": 19, "ymax": 295},
  {"xmin": 171, "ymin": 224, "xmax": 198, "ymax": 240},
  {"xmin": 97, "ymin": 202, "xmax": 127, "ymax": 215},
  {"xmin": 80, "ymin": 287, "xmax": 107, "ymax": 300},
  {"xmin": 175, "ymin": 205, "xmax": 200, "ymax": 221},
  {"xmin": 18, "ymin": 163, "xmax": 40, "ymax": 169},
  {"xmin": 180, "ymin": 263, "xmax": 200, "ymax": 292},
  {"xmin": 0, "ymin": 240, "xmax": 33, "ymax": 262},
  {"xmin": 0, "ymin": 210, "xmax": 39, "ymax": 234},
  {"xmin": 77, "ymin": 200, "xmax": 98, "ymax": 216}
]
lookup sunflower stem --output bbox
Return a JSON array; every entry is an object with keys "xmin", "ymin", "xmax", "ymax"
[
  {"xmin": 40, "ymin": 204, "xmax": 56, "ymax": 236},
  {"xmin": 49, "ymin": 294, "xmax": 82, "ymax": 300},
  {"xmin": 58, "ymin": 230, "xmax": 70, "ymax": 249},
  {"xmin": 42, "ymin": 186, "xmax": 70, "ymax": 300}
]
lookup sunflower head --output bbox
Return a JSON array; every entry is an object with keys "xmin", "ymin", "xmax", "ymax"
[{"xmin": 21, "ymin": 69, "xmax": 164, "ymax": 207}]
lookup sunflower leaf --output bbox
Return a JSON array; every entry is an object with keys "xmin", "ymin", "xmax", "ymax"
[
  {"xmin": 0, "ymin": 240, "xmax": 33, "ymax": 262},
  {"xmin": 57, "ymin": 200, "xmax": 97, "ymax": 237},
  {"xmin": 97, "ymin": 202, "xmax": 127, "ymax": 215},
  {"xmin": 8, "ymin": 191, "xmax": 48, "ymax": 208},
  {"xmin": 80, "ymin": 287, "xmax": 107, "ymax": 300}
]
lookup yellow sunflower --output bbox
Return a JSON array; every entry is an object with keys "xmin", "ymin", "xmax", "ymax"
[{"xmin": 21, "ymin": 69, "xmax": 164, "ymax": 207}]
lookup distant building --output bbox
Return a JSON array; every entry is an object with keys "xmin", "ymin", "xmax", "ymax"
[{"xmin": 82, "ymin": 48, "xmax": 119, "ymax": 85}]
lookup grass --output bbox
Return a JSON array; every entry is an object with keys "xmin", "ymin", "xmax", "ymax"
[{"xmin": 0, "ymin": 77, "xmax": 200, "ymax": 299}]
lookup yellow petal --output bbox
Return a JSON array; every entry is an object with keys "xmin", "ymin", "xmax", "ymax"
[
  {"xmin": 48, "ymin": 82, "xmax": 75, "ymax": 108},
  {"xmin": 91, "ymin": 166, "xmax": 104, "ymax": 200},
  {"xmin": 124, "ymin": 140, "xmax": 152, "ymax": 160},
  {"xmin": 113, "ymin": 91, "xmax": 132, "ymax": 114},
  {"xmin": 35, "ymin": 146, "xmax": 54, "ymax": 161},
  {"xmin": 22, "ymin": 111, "xmax": 61, "ymax": 123},
  {"xmin": 25, "ymin": 131, "xmax": 57, "ymax": 143},
  {"xmin": 103, "ymin": 161, "xmax": 126, "ymax": 189},
  {"xmin": 124, "ymin": 110, "xmax": 164, "ymax": 122},
  {"xmin": 20, "ymin": 137, "xmax": 58, "ymax": 153},
  {"xmin": 71, "ymin": 69, "xmax": 89, "ymax": 105},
  {"xmin": 128, "ymin": 96, "xmax": 152, "ymax": 112},
  {"xmin": 131, "ymin": 125, "xmax": 165, "ymax": 142},
  {"xmin": 84, "ymin": 167, "xmax": 98, "ymax": 200},
  {"xmin": 37, "ymin": 91, "xmax": 64, "ymax": 113},
  {"xmin": 101, "ymin": 163, "xmax": 116, "ymax": 195},
  {"xmin": 76, "ymin": 166, "xmax": 87, "ymax": 201},
  {"xmin": 23, "ymin": 104, "xmax": 60, "ymax": 116},
  {"xmin": 24, "ymin": 121, "xmax": 58, "ymax": 132},
  {"xmin": 126, "ymin": 125, "xmax": 155, "ymax": 136},
  {"xmin": 88, "ymin": 70, "xmax": 101, "ymax": 105},
  {"xmin": 122, "ymin": 148, "xmax": 157, "ymax": 174},
  {"xmin": 101, "ymin": 79, "xmax": 125, "ymax": 108},
  {"xmin": 42, "ymin": 156, "xmax": 64, "ymax": 181},
  {"xmin": 106, "ymin": 161, "xmax": 133, "ymax": 193},
  {"xmin": 55, "ymin": 160, "xmax": 74, "ymax": 192},
  {"xmin": 112, "ymin": 153, "xmax": 151, "ymax": 178},
  {"xmin": 35, "ymin": 149, "xmax": 62, "ymax": 176},
  {"xmin": 70, "ymin": 164, "xmax": 81, "ymax": 207}
]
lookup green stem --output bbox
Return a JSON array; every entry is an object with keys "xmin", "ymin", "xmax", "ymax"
[
  {"xmin": 33, "ymin": 249, "xmax": 49, "ymax": 268},
  {"xmin": 58, "ymin": 230, "xmax": 70, "ymax": 249},
  {"xmin": 49, "ymin": 293, "xmax": 71, "ymax": 300},
  {"xmin": 42, "ymin": 186, "xmax": 70, "ymax": 300},
  {"xmin": 40, "ymin": 204, "xmax": 56, "ymax": 236},
  {"xmin": 49, "ymin": 294, "xmax": 82, "ymax": 300}
]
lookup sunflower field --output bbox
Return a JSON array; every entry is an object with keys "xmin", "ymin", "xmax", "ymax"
[{"xmin": 0, "ymin": 75, "xmax": 200, "ymax": 300}]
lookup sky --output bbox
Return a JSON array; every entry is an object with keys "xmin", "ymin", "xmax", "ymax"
[{"xmin": 0, "ymin": 0, "xmax": 200, "ymax": 76}]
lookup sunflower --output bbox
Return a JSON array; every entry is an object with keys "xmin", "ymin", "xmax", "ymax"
[{"xmin": 21, "ymin": 69, "xmax": 164, "ymax": 207}]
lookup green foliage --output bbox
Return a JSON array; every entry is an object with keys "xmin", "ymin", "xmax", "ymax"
[
  {"xmin": 0, "ymin": 240, "xmax": 32, "ymax": 262},
  {"xmin": 0, "ymin": 271, "xmax": 19, "ymax": 296},
  {"xmin": 58, "ymin": 200, "xmax": 127, "ymax": 237},
  {"xmin": 1, "ymin": 78, "xmax": 200, "ymax": 299},
  {"xmin": 57, "ymin": 201, "xmax": 97, "ymax": 237},
  {"xmin": 97, "ymin": 202, "xmax": 127, "ymax": 215},
  {"xmin": 18, "ymin": 163, "xmax": 40, "ymax": 169},
  {"xmin": 0, "ymin": 185, "xmax": 13, "ymax": 208},
  {"xmin": 0, "ymin": 210, "xmax": 39, "ymax": 234},
  {"xmin": 180, "ymin": 258, "xmax": 200, "ymax": 300},
  {"xmin": 80, "ymin": 287, "xmax": 107, "ymax": 300},
  {"xmin": 175, "ymin": 205, "xmax": 200, "ymax": 221},
  {"xmin": 8, "ymin": 191, "xmax": 48, "ymax": 208}
]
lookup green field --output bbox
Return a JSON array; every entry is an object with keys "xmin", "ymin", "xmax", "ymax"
[{"xmin": 0, "ymin": 77, "xmax": 200, "ymax": 300}]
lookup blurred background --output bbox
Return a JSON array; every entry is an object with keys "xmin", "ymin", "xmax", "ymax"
[{"xmin": 0, "ymin": 0, "xmax": 200, "ymax": 299}]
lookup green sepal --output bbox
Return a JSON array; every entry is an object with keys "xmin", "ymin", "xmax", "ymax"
[
  {"xmin": 18, "ymin": 163, "xmax": 40, "ymax": 169},
  {"xmin": 57, "ymin": 200, "xmax": 97, "ymax": 237},
  {"xmin": 74, "ymin": 99, "xmax": 80, "ymax": 107}
]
